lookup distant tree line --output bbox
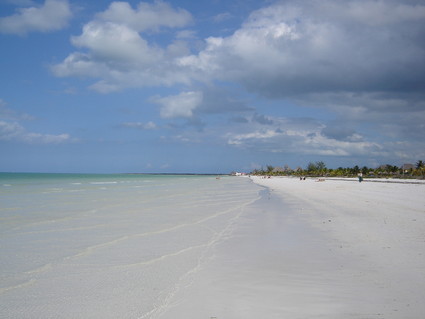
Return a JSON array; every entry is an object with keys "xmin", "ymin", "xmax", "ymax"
[{"xmin": 250, "ymin": 160, "xmax": 425, "ymax": 178}]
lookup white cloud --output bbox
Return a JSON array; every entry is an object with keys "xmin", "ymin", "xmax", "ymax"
[
  {"xmin": 213, "ymin": 12, "xmax": 232, "ymax": 23},
  {"xmin": 49, "ymin": 0, "xmax": 425, "ymax": 160},
  {"xmin": 302, "ymin": 132, "xmax": 383, "ymax": 157},
  {"xmin": 0, "ymin": 99, "xmax": 34, "ymax": 120},
  {"xmin": 71, "ymin": 21, "xmax": 163, "ymax": 66},
  {"xmin": 225, "ymin": 116, "xmax": 385, "ymax": 158},
  {"xmin": 176, "ymin": 29, "xmax": 197, "ymax": 39},
  {"xmin": 51, "ymin": 1, "xmax": 193, "ymax": 92},
  {"xmin": 0, "ymin": 120, "xmax": 73, "ymax": 144},
  {"xmin": 175, "ymin": 0, "xmax": 425, "ymax": 159},
  {"xmin": 336, "ymin": 0, "xmax": 425, "ymax": 26},
  {"xmin": 180, "ymin": 0, "xmax": 425, "ymax": 97},
  {"xmin": 0, "ymin": 99, "xmax": 17, "ymax": 119},
  {"xmin": 53, "ymin": 21, "xmax": 165, "ymax": 87},
  {"xmin": 230, "ymin": 127, "xmax": 382, "ymax": 157},
  {"xmin": 122, "ymin": 121, "xmax": 157, "ymax": 130},
  {"xmin": 51, "ymin": 0, "xmax": 425, "ymax": 98},
  {"xmin": 0, "ymin": 121, "xmax": 24, "ymax": 141},
  {"xmin": 154, "ymin": 91, "xmax": 203, "ymax": 119},
  {"xmin": 293, "ymin": 91, "xmax": 425, "ymax": 144},
  {"xmin": 0, "ymin": 0, "xmax": 72, "ymax": 35},
  {"xmin": 24, "ymin": 132, "xmax": 71, "ymax": 144},
  {"xmin": 227, "ymin": 129, "xmax": 280, "ymax": 145},
  {"xmin": 95, "ymin": 1, "xmax": 192, "ymax": 32},
  {"xmin": 5, "ymin": 1, "xmax": 34, "ymax": 6}
]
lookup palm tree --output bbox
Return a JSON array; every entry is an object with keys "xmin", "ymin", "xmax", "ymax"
[
  {"xmin": 307, "ymin": 162, "xmax": 316, "ymax": 173},
  {"xmin": 416, "ymin": 160, "xmax": 424, "ymax": 177},
  {"xmin": 266, "ymin": 165, "xmax": 274, "ymax": 174},
  {"xmin": 316, "ymin": 161, "xmax": 326, "ymax": 175}
]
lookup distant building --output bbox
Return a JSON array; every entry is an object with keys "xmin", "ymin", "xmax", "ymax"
[{"xmin": 232, "ymin": 172, "xmax": 246, "ymax": 176}]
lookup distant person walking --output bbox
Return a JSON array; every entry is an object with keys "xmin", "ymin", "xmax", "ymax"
[{"xmin": 358, "ymin": 172, "xmax": 363, "ymax": 182}]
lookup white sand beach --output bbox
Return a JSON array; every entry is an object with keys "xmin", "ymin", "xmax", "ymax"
[
  {"xmin": 2, "ymin": 175, "xmax": 424, "ymax": 318},
  {"xmin": 159, "ymin": 176, "xmax": 425, "ymax": 319}
]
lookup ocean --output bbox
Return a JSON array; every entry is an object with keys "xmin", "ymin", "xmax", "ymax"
[{"xmin": 0, "ymin": 173, "xmax": 262, "ymax": 318}]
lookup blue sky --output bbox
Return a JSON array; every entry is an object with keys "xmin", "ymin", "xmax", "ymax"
[{"xmin": 1, "ymin": 0, "xmax": 424, "ymax": 173}]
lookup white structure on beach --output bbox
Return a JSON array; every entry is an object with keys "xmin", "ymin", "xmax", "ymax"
[{"xmin": 232, "ymin": 172, "xmax": 247, "ymax": 176}]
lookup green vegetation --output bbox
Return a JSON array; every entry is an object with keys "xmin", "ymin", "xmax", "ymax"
[{"xmin": 250, "ymin": 160, "xmax": 425, "ymax": 179}]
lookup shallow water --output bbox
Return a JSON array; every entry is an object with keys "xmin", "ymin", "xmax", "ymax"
[{"xmin": 0, "ymin": 173, "xmax": 262, "ymax": 318}]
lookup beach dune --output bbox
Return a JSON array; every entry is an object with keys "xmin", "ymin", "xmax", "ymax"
[{"xmin": 160, "ymin": 176, "xmax": 425, "ymax": 318}]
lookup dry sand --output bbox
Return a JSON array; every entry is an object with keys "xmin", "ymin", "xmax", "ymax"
[{"xmin": 159, "ymin": 176, "xmax": 425, "ymax": 319}]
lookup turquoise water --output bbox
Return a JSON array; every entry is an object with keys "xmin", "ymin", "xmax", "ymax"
[
  {"xmin": 0, "ymin": 173, "xmax": 214, "ymax": 232},
  {"xmin": 0, "ymin": 173, "xmax": 262, "ymax": 318}
]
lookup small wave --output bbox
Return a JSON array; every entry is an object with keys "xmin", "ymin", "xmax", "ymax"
[
  {"xmin": 59, "ymin": 199, "xmax": 256, "ymax": 262},
  {"xmin": 42, "ymin": 188, "xmax": 64, "ymax": 193},
  {"xmin": 64, "ymin": 235, "xmax": 129, "ymax": 260},
  {"xmin": 90, "ymin": 182, "xmax": 118, "ymax": 185},
  {"xmin": 2, "ymin": 184, "xmax": 11, "ymax": 187},
  {"xmin": 0, "ymin": 279, "xmax": 36, "ymax": 295},
  {"xmin": 67, "ymin": 189, "xmax": 86, "ymax": 193},
  {"xmin": 114, "ymin": 244, "xmax": 206, "ymax": 270},
  {"xmin": 136, "ymin": 206, "xmax": 246, "ymax": 319},
  {"xmin": 19, "ymin": 222, "xmax": 106, "ymax": 235},
  {"xmin": 25, "ymin": 263, "xmax": 52, "ymax": 275}
]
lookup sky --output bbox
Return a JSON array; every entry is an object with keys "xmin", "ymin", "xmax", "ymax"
[{"xmin": 0, "ymin": 0, "xmax": 424, "ymax": 174}]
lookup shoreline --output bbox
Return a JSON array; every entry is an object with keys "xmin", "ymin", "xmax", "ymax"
[
  {"xmin": 159, "ymin": 175, "xmax": 425, "ymax": 318},
  {"xmin": 4, "ymin": 174, "xmax": 423, "ymax": 318}
]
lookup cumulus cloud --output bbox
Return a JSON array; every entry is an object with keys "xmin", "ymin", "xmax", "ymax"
[
  {"xmin": 48, "ymin": 0, "xmax": 424, "ymax": 164},
  {"xmin": 151, "ymin": 86, "xmax": 251, "ymax": 120},
  {"xmin": 0, "ymin": 0, "xmax": 72, "ymax": 35},
  {"xmin": 51, "ymin": 1, "xmax": 193, "ymax": 92},
  {"xmin": 95, "ymin": 0, "xmax": 192, "ymax": 32},
  {"xmin": 196, "ymin": 86, "xmax": 252, "ymax": 114},
  {"xmin": 295, "ymin": 92, "xmax": 425, "ymax": 116},
  {"xmin": 321, "ymin": 125, "xmax": 362, "ymax": 142},
  {"xmin": 52, "ymin": 0, "xmax": 425, "ymax": 97},
  {"xmin": 294, "ymin": 91, "xmax": 425, "ymax": 144},
  {"xmin": 72, "ymin": 21, "xmax": 163, "ymax": 66},
  {"xmin": 252, "ymin": 113, "xmax": 274, "ymax": 125},
  {"xmin": 0, "ymin": 99, "xmax": 74, "ymax": 144},
  {"xmin": 0, "ymin": 120, "xmax": 72, "ymax": 144},
  {"xmin": 225, "ymin": 116, "xmax": 384, "ymax": 158},
  {"xmin": 153, "ymin": 91, "xmax": 203, "ymax": 119},
  {"xmin": 180, "ymin": 0, "xmax": 425, "ymax": 96}
]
